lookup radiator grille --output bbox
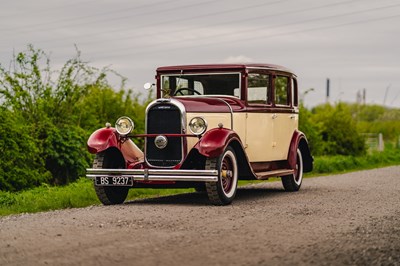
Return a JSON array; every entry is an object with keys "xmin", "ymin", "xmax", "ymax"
[{"xmin": 146, "ymin": 103, "xmax": 182, "ymax": 167}]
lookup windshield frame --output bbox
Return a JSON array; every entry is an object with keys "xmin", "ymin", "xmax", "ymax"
[{"xmin": 160, "ymin": 72, "xmax": 241, "ymax": 98}]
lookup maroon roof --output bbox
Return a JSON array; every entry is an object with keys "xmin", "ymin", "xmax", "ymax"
[{"xmin": 156, "ymin": 64, "xmax": 295, "ymax": 75}]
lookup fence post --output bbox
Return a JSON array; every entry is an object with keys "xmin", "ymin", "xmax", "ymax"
[{"xmin": 378, "ymin": 133, "xmax": 384, "ymax": 152}]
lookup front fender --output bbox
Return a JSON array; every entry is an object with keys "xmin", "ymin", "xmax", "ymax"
[
  {"xmin": 195, "ymin": 128, "xmax": 241, "ymax": 158},
  {"xmin": 87, "ymin": 127, "xmax": 119, "ymax": 154}
]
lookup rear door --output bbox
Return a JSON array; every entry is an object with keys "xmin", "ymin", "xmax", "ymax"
[{"xmin": 271, "ymin": 74, "xmax": 298, "ymax": 160}]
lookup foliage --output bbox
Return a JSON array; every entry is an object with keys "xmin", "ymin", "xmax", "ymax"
[
  {"xmin": 351, "ymin": 104, "xmax": 400, "ymax": 141},
  {"xmin": 312, "ymin": 145, "xmax": 400, "ymax": 174},
  {"xmin": 76, "ymin": 86, "xmax": 151, "ymax": 148},
  {"xmin": 41, "ymin": 123, "xmax": 91, "ymax": 185},
  {"xmin": 300, "ymin": 103, "xmax": 366, "ymax": 156},
  {"xmin": 300, "ymin": 101, "xmax": 400, "ymax": 156},
  {"xmin": 0, "ymin": 45, "xmax": 149, "ymax": 191},
  {"xmin": 298, "ymin": 104, "xmax": 323, "ymax": 155},
  {"xmin": 317, "ymin": 103, "xmax": 365, "ymax": 156},
  {"xmin": 0, "ymin": 108, "xmax": 51, "ymax": 191}
]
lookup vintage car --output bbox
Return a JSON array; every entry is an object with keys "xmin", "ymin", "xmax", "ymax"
[{"xmin": 86, "ymin": 64, "xmax": 313, "ymax": 205}]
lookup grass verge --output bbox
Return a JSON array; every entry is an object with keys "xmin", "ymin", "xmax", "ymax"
[{"xmin": 1, "ymin": 147, "xmax": 399, "ymax": 216}]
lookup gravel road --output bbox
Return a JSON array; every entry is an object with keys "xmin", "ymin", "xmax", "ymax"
[{"xmin": 1, "ymin": 166, "xmax": 399, "ymax": 266}]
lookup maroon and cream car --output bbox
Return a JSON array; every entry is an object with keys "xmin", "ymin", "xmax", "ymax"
[{"xmin": 86, "ymin": 64, "xmax": 313, "ymax": 205}]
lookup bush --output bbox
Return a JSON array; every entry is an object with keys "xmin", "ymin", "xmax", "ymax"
[
  {"xmin": 0, "ymin": 45, "xmax": 149, "ymax": 191},
  {"xmin": 41, "ymin": 123, "xmax": 91, "ymax": 185},
  {"xmin": 301, "ymin": 103, "xmax": 366, "ymax": 156},
  {"xmin": 0, "ymin": 108, "xmax": 51, "ymax": 191}
]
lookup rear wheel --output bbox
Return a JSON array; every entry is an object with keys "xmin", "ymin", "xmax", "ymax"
[
  {"xmin": 93, "ymin": 152, "xmax": 129, "ymax": 205},
  {"xmin": 206, "ymin": 147, "xmax": 238, "ymax": 205},
  {"xmin": 282, "ymin": 148, "xmax": 303, "ymax": 192}
]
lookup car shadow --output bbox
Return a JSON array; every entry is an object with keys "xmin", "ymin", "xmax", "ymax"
[{"xmin": 125, "ymin": 186, "xmax": 287, "ymax": 206}]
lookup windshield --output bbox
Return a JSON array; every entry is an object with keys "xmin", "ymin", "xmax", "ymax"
[{"xmin": 161, "ymin": 73, "xmax": 240, "ymax": 98}]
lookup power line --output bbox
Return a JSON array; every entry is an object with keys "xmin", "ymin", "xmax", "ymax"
[
  {"xmin": 30, "ymin": 0, "xmax": 359, "ymax": 49},
  {"xmin": 0, "ymin": 0, "xmax": 98, "ymax": 19},
  {"xmin": 87, "ymin": 13, "xmax": 400, "ymax": 60},
  {"xmin": 0, "ymin": 0, "xmax": 218, "ymax": 33},
  {"xmin": 8, "ymin": 0, "xmax": 288, "ymax": 47},
  {"xmin": 1, "ymin": 0, "xmax": 399, "ymax": 61},
  {"xmin": 79, "ymin": 3, "xmax": 400, "ymax": 58}
]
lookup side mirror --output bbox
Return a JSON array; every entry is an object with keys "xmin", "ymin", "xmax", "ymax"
[{"xmin": 144, "ymin": 83, "xmax": 155, "ymax": 90}]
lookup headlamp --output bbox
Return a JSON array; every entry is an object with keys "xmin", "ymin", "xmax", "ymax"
[
  {"xmin": 189, "ymin": 117, "xmax": 207, "ymax": 135},
  {"xmin": 115, "ymin": 116, "xmax": 134, "ymax": 136}
]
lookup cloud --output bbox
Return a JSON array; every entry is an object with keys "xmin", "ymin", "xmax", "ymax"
[{"xmin": 222, "ymin": 55, "xmax": 254, "ymax": 63}]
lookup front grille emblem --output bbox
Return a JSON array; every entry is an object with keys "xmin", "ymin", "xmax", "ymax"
[{"xmin": 154, "ymin": 135, "xmax": 168, "ymax": 149}]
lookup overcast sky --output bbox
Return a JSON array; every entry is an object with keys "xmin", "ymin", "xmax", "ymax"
[{"xmin": 1, "ymin": 0, "xmax": 399, "ymax": 107}]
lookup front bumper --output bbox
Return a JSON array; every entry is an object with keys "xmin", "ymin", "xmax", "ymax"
[{"xmin": 86, "ymin": 168, "xmax": 219, "ymax": 182}]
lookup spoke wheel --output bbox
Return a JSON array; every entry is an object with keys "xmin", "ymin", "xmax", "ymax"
[
  {"xmin": 282, "ymin": 148, "xmax": 303, "ymax": 192},
  {"xmin": 206, "ymin": 147, "xmax": 238, "ymax": 205}
]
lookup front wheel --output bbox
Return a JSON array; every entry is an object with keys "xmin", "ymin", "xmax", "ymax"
[
  {"xmin": 282, "ymin": 148, "xmax": 303, "ymax": 192},
  {"xmin": 205, "ymin": 147, "xmax": 238, "ymax": 205},
  {"xmin": 93, "ymin": 152, "xmax": 129, "ymax": 205}
]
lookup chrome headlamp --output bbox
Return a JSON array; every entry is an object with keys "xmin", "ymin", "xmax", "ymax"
[
  {"xmin": 189, "ymin": 117, "xmax": 207, "ymax": 135},
  {"xmin": 115, "ymin": 116, "xmax": 134, "ymax": 136}
]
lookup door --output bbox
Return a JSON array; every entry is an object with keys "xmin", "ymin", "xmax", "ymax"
[
  {"xmin": 244, "ymin": 72, "xmax": 275, "ymax": 162},
  {"xmin": 272, "ymin": 75, "xmax": 298, "ymax": 160}
]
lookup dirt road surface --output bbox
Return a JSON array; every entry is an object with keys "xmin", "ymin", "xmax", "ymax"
[{"xmin": 1, "ymin": 166, "xmax": 399, "ymax": 266}]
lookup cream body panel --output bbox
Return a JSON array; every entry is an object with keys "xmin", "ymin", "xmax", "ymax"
[
  {"xmin": 121, "ymin": 139, "xmax": 144, "ymax": 162},
  {"xmin": 186, "ymin": 113, "xmax": 247, "ymax": 152},
  {"xmin": 272, "ymin": 113, "xmax": 298, "ymax": 159},
  {"xmin": 245, "ymin": 113, "xmax": 274, "ymax": 162},
  {"xmin": 232, "ymin": 113, "xmax": 246, "ymax": 145}
]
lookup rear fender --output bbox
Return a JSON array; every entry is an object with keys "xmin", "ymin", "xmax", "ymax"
[
  {"xmin": 288, "ymin": 130, "xmax": 313, "ymax": 172},
  {"xmin": 87, "ymin": 127, "xmax": 119, "ymax": 154},
  {"xmin": 195, "ymin": 128, "xmax": 241, "ymax": 158}
]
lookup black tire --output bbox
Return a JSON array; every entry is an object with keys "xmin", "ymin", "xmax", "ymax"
[
  {"xmin": 93, "ymin": 152, "xmax": 129, "ymax": 205},
  {"xmin": 205, "ymin": 147, "xmax": 238, "ymax": 205},
  {"xmin": 282, "ymin": 148, "xmax": 303, "ymax": 192},
  {"xmin": 194, "ymin": 183, "xmax": 207, "ymax": 193}
]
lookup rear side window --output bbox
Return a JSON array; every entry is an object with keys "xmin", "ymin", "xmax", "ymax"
[
  {"xmin": 275, "ymin": 76, "xmax": 289, "ymax": 106},
  {"xmin": 247, "ymin": 73, "xmax": 270, "ymax": 104}
]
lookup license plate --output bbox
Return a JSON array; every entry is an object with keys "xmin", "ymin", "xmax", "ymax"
[{"xmin": 95, "ymin": 176, "xmax": 133, "ymax": 186}]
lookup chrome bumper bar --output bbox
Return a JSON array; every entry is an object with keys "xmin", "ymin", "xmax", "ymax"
[{"xmin": 86, "ymin": 168, "xmax": 219, "ymax": 182}]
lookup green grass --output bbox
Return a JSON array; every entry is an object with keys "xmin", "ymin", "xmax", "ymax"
[
  {"xmin": 0, "ymin": 179, "xmax": 194, "ymax": 216},
  {"xmin": 1, "ymin": 146, "xmax": 400, "ymax": 216},
  {"xmin": 311, "ymin": 145, "xmax": 400, "ymax": 175}
]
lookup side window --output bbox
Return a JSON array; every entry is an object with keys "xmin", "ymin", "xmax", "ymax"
[
  {"xmin": 275, "ymin": 76, "xmax": 289, "ymax": 106},
  {"xmin": 247, "ymin": 73, "xmax": 269, "ymax": 104}
]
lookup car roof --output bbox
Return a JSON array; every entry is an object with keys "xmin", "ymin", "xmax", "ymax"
[{"xmin": 156, "ymin": 64, "xmax": 295, "ymax": 75}]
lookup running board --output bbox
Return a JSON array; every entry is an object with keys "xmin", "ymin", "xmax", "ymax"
[{"xmin": 255, "ymin": 169, "xmax": 294, "ymax": 180}]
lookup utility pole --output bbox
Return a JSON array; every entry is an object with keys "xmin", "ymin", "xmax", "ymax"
[
  {"xmin": 326, "ymin": 78, "xmax": 330, "ymax": 104},
  {"xmin": 383, "ymin": 84, "xmax": 391, "ymax": 106},
  {"xmin": 363, "ymin": 88, "xmax": 366, "ymax": 105}
]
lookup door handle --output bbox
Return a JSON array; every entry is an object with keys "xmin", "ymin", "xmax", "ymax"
[
  {"xmin": 289, "ymin": 115, "xmax": 296, "ymax": 119},
  {"xmin": 272, "ymin": 114, "xmax": 277, "ymax": 119}
]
